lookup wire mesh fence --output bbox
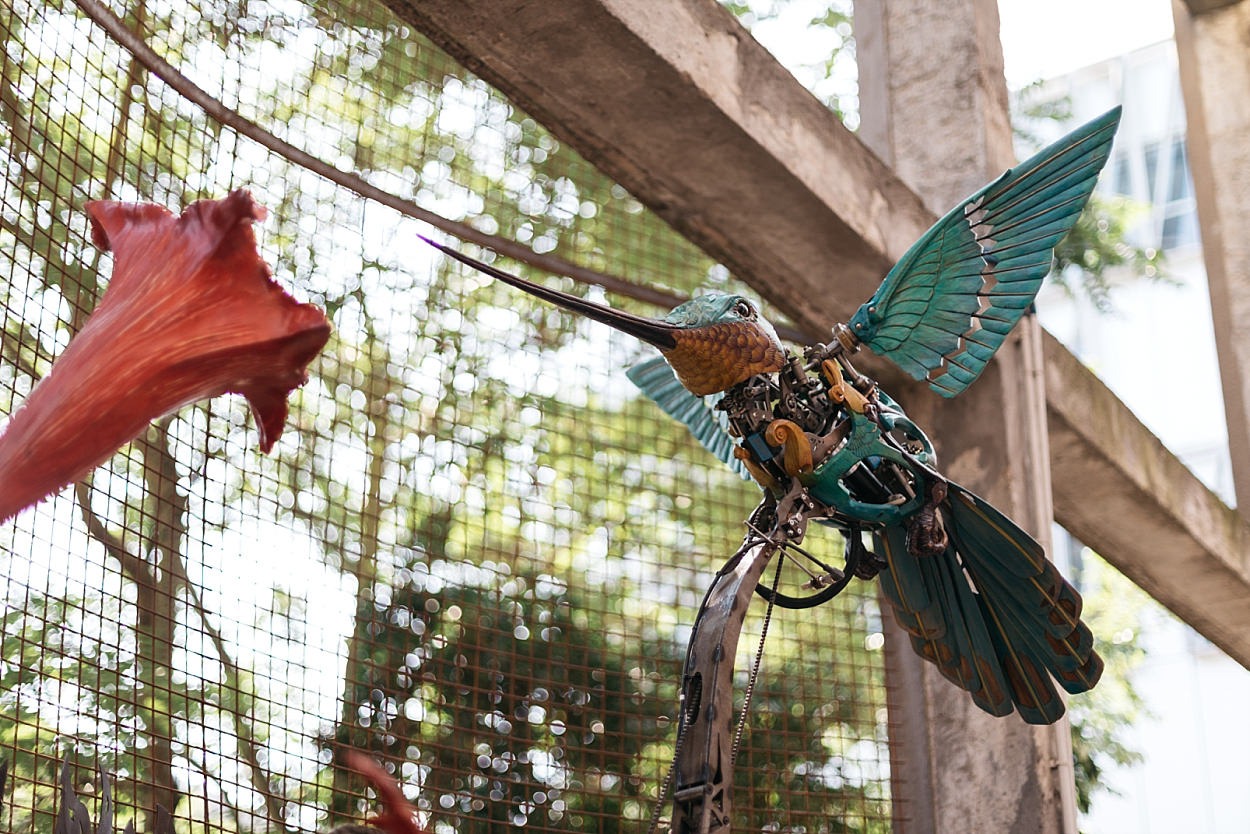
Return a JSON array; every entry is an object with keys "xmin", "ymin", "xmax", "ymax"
[{"xmin": 0, "ymin": 0, "xmax": 892, "ymax": 831}]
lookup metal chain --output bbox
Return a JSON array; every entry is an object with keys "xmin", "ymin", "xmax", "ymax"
[
  {"xmin": 645, "ymin": 702, "xmax": 689, "ymax": 834},
  {"xmin": 731, "ymin": 550, "xmax": 783, "ymax": 765}
]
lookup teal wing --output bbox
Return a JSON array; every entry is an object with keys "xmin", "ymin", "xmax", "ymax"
[
  {"xmin": 945, "ymin": 484, "xmax": 1102, "ymax": 699},
  {"xmin": 626, "ymin": 356, "xmax": 749, "ymax": 479},
  {"xmin": 876, "ymin": 524, "xmax": 1017, "ymax": 719},
  {"xmin": 848, "ymin": 107, "xmax": 1121, "ymax": 397},
  {"xmin": 877, "ymin": 481, "xmax": 1102, "ymax": 724}
]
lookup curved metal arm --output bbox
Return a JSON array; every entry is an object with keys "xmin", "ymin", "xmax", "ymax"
[
  {"xmin": 665, "ymin": 492, "xmax": 870, "ymax": 833},
  {"xmin": 670, "ymin": 536, "xmax": 778, "ymax": 834},
  {"xmin": 754, "ymin": 524, "xmax": 863, "ymax": 609}
]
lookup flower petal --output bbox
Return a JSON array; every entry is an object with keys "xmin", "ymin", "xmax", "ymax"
[
  {"xmin": 0, "ymin": 190, "xmax": 331, "ymax": 523},
  {"xmin": 344, "ymin": 750, "xmax": 425, "ymax": 834}
]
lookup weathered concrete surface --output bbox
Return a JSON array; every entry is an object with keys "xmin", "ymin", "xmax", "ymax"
[
  {"xmin": 391, "ymin": 0, "xmax": 931, "ymax": 334},
  {"xmin": 1047, "ymin": 329, "xmax": 1250, "ymax": 659},
  {"xmin": 387, "ymin": 0, "xmax": 1250, "ymax": 663},
  {"xmin": 1181, "ymin": 0, "xmax": 1244, "ymax": 15},
  {"xmin": 1174, "ymin": 0, "xmax": 1250, "ymax": 521},
  {"xmin": 857, "ymin": 1, "xmax": 1076, "ymax": 832}
]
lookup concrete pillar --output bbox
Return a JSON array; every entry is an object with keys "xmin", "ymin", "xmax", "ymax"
[
  {"xmin": 1181, "ymin": 0, "xmax": 1243, "ymax": 13},
  {"xmin": 1173, "ymin": 0, "xmax": 1250, "ymax": 520},
  {"xmin": 855, "ymin": 1, "xmax": 1078, "ymax": 831}
]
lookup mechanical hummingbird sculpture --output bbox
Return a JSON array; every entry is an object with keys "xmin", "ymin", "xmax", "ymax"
[{"xmin": 423, "ymin": 106, "xmax": 1120, "ymax": 828}]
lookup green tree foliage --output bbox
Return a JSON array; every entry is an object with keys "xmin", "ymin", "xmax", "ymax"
[
  {"xmin": 1, "ymin": 1, "xmax": 891, "ymax": 833},
  {"xmin": 0, "ymin": 0, "xmax": 271, "ymax": 828},
  {"xmin": 1051, "ymin": 193, "xmax": 1167, "ymax": 313},
  {"xmin": 333, "ymin": 565, "xmax": 675, "ymax": 829},
  {"xmin": 1065, "ymin": 551, "xmax": 1151, "ymax": 817},
  {"xmin": 724, "ymin": 0, "xmax": 857, "ymax": 121}
]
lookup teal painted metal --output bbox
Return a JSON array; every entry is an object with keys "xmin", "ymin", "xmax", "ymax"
[
  {"xmin": 801, "ymin": 395, "xmax": 933, "ymax": 525},
  {"xmin": 625, "ymin": 356, "xmax": 748, "ymax": 478},
  {"xmin": 662, "ymin": 292, "xmax": 782, "ymax": 343},
  {"xmin": 849, "ymin": 106, "xmax": 1121, "ymax": 396}
]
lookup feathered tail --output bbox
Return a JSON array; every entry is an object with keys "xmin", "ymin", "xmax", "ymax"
[{"xmin": 876, "ymin": 481, "xmax": 1102, "ymax": 724}]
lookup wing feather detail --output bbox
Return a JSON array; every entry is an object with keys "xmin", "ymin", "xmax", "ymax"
[
  {"xmin": 626, "ymin": 356, "xmax": 749, "ymax": 479},
  {"xmin": 848, "ymin": 107, "xmax": 1121, "ymax": 397},
  {"xmin": 876, "ymin": 480, "xmax": 1103, "ymax": 724}
]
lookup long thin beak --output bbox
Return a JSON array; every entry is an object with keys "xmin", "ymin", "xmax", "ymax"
[{"xmin": 421, "ymin": 236, "xmax": 679, "ymax": 351}]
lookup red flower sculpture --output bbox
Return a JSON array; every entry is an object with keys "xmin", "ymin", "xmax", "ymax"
[
  {"xmin": 0, "ymin": 190, "xmax": 331, "ymax": 524},
  {"xmin": 342, "ymin": 750, "xmax": 426, "ymax": 834}
]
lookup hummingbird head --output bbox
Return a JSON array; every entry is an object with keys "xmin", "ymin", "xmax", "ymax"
[
  {"xmin": 423, "ymin": 237, "xmax": 786, "ymax": 396},
  {"xmin": 657, "ymin": 293, "xmax": 786, "ymax": 395}
]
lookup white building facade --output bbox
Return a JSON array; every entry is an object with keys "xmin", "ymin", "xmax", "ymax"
[{"xmin": 1025, "ymin": 40, "xmax": 1250, "ymax": 834}]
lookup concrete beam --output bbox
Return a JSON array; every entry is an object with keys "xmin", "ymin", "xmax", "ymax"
[
  {"xmin": 390, "ymin": 0, "xmax": 931, "ymax": 334},
  {"xmin": 1046, "ymin": 329, "xmax": 1250, "ymax": 661},
  {"xmin": 1181, "ymin": 0, "xmax": 1244, "ymax": 15},
  {"xmin": 386, "ymin": 0, "xmax": 1250, "ymax": 668},
  {"xmin": 1173, "ymin": 0, "xmax": 1250, "ymax": 521}
]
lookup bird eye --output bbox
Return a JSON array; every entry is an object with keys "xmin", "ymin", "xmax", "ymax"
[{"xmin": 733, "ymin": 300, "xmax": 755, "ymax": 320}]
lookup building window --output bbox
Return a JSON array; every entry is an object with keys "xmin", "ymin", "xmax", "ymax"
[
  {"xmin": 1112, "ymin": 153, "xmax": 1133, "ymax": 196},
  {"xmin": 1160, "ymin": 137, "xmax": 1198, "ymax": 250},
  {"xmin": 1106, "ymin": 135, "xmax": 1199, "ymax": 252},
  {"xmin": 1168, "ymin": 139, "xmax": 1193, "ymax": 201}
]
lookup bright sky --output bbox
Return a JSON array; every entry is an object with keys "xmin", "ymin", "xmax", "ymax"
[{"xmin": 996, "ymin": 0, "xmax": 1175, "ymax": 87}]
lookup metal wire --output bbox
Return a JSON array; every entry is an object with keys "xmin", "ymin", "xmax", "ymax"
[{"xmin": 0, "ymin": 0, "xmax": 892, "ymax": 831}]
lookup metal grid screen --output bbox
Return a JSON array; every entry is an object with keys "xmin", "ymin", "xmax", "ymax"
[{"xmin": 0, "ymin": 0, "xmax": 891, "ymax": 830}]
